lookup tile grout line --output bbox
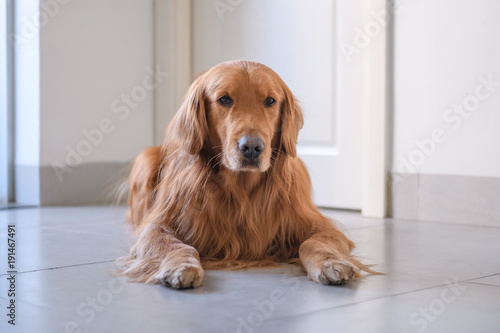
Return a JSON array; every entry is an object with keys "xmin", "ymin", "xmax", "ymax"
[
  {"xmin": 263, "ymin": 272, "xmax": 500, "ymax": 325},
  {"xmin": 461, "ymin": 272, "xmax": 500, "ymax": 283},
  {"xmin": 466, "ymin": 281, "xmax": 500, "ymax": 288},
  {"xmin": 261, "ymin": 284, "xmax": 452, "ymax": 325},
  {"xmin": 0, "ymin": 259, "xmax": 117, "ymax": 276}
]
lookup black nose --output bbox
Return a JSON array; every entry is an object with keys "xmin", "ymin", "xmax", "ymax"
[{"xmin": 238, "ymin": 136, "xmax": 265, "ymax": 160}]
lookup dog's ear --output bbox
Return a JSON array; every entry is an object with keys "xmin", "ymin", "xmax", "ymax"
[
  {"xmin": 173, "ymin": 74, "xmax": 208, "ymax": 155},
  {"xmin": 280, "ymin": 85, "xmax": 304, "ymax": 158}
]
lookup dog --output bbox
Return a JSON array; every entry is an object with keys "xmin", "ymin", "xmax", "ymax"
[{"xmin": 118, "ymin": 60, "xmax": 379, "ymax": 288}]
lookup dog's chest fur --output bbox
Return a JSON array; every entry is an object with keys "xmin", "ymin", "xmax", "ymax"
[{"xmin": 177, "ymin": 170, "xmax": 294, "ymax": 260}]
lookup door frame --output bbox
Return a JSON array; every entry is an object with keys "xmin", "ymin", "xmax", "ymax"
[
  {"xmin": 153, "ymin": 0, "xmax": 192, "ymax": 145},
  {"xmin": 361, "ymin": 0, "xmax": 390, "ymax": 218},
  {"xmin": 155, "ymin": 0, "xmax": 390, "ymax": 217}
]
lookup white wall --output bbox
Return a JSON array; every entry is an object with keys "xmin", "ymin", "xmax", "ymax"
[
  {"xmin": 13, "ymin": 0, "xmax": 155, "ymax": 204},
  {"xmin": 392, "ymin": 0, "xmax": 500, "ymax": 178},
  {"xmin": 39, "ymin": 0, "xmax": 155, "ymax": 167}
]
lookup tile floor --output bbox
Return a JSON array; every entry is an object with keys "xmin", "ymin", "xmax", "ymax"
[{"xmin": 0, "ymin": 206, "xmax": 499, "ymax": 333}]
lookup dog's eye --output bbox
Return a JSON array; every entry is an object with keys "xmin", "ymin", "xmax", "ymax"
[
  {"xmin": 264, "ymin": 97, "xmax": 275, "ymax": 107},
  {"xmin": 218, "ymin": 95, "xmax": 233, "ymax": 106}
]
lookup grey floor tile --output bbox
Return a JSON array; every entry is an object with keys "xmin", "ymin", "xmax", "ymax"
[
  {"xmin": 320, "ymin": 208, "xmax": 387, "ymax": 230},
  {"xmin": 0, "ymin": 301, "xmax": 51, "ymax": 333},
  {"xmin": 0, "ymin": 207, "xmax": 129, "ymax": 273},
  {"xmin": 0, "ymin": 207, "xmax": 499, "ymax": 333},
  {"xmin": 349, "ymin": 219, "xmax": 500, "ymax": 283},
  {"xmin": 0, "ymin": 206, "xmax": 130, "ymax": 235},
  {"xmin": 468, "ymin": 273, "xmax": 500, "ymax": 287},
  {"xmin": 257, "ymin": 282, "xmax": 500, "ymax": 333}
]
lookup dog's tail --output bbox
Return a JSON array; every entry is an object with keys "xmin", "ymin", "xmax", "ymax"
[
  {"xmin": 127, "ymin": 146, "xmax": 162, "ymax": 227},
  {"xmin": 349, "ymin": 256, "xmax": 386, "ymax": 277}
]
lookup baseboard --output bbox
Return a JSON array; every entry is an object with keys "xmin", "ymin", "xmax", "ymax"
[
  {"xmin": 41, "ymin": 162, "xmax": 130, "ymax": 206},
  {"xmin": 15, "ymin": 162, "xmax": 130, "ymax": 206},
  {"xmin": 391, "ymin": 173, "xmax": 500, "ymax": 227}
]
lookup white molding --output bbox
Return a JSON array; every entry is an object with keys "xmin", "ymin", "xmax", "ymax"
[
  {"xmin": 153, "ymin": 0, "xmax": 192, "ymax": 145},
  {"xmin": 39, "ymin": 162, "xmax": 130, "ymax": 206},
  {"xmin": 361, "ymin": 0, "xmax": 389, "ymax": 218}
]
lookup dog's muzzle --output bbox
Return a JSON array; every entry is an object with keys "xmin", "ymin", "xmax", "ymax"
[{"xmin": 237, "ymin": 136, "xmax": 265, "ymax": 167}]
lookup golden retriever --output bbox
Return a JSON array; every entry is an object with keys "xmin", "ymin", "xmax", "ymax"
[{"xmin": 118, "ymin": 60, "xmax": 379, "ymax": 288}]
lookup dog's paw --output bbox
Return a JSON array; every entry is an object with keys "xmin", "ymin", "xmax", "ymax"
[
  {"xmin": 306, "ymin": 259, "xmax": 360, "ymax": 285},
  {"xmin": 155, "ymin": 262, "xmax": 205, "ymax": 289}
]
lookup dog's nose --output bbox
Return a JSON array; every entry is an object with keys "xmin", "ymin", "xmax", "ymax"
[{"xmin": 238, "ymin": 136, "xmax": 264, "ymax": 160}]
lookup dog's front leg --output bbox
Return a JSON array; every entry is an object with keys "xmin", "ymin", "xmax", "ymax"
[
  {"xmin": 299, "ymin": 229, "xmax": 362, "ymax": 285},
  {"xmin": 120, "ymin": 224, "xmax": 204, "ymax": 289}
]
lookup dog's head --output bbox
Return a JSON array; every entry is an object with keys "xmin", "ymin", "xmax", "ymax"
[{"xmin": 173, "ymin": 60, "xmax": 303, "ymax": 172}]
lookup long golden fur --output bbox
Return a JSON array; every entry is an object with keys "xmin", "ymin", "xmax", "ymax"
[{"xmin": 118, "ymin": 60, "xmax": 379, "ymax": 288}]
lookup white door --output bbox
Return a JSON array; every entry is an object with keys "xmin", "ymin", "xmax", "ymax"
[{"xmin": 192, "ymin": 0, "xmax": 364, "ymax": 209}]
